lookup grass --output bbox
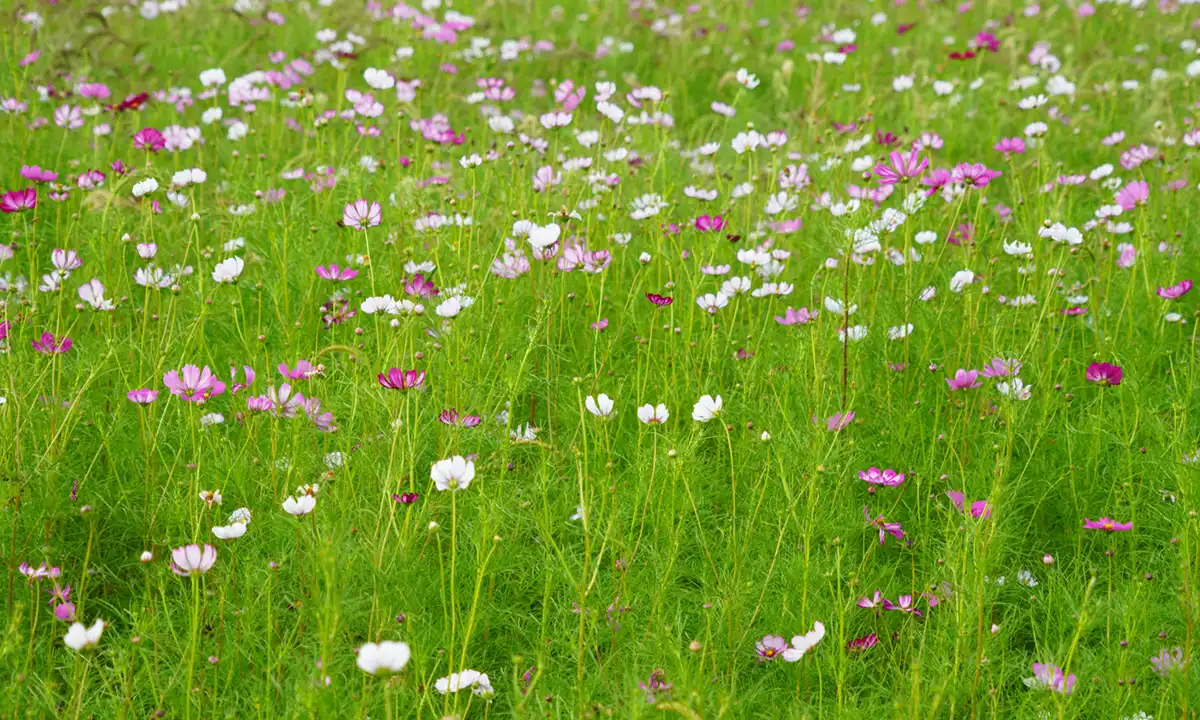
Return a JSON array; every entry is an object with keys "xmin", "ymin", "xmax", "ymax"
[{"xmin": 1, "ymin": 0, "xmax": 1199, "ymax": 717}]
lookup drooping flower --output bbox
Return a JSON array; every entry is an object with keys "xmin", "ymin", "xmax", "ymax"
[
  {"xmin": 1082, "ymin": 517, "xmax": 1132, "ymax": 532},
  {"xmin": 775, "ymin": 307, "xmax": 818, "ymax": 325},
  {"xmin": 946, "ymin": 490, "xmax": 992, "ymax": 519},
  {"xmin": 822, "ymin": 411, "xmax": 855, "ymax": 432},
  {"xmin": 846, "ymin": 633, "xmax": 879, "ymax": 652},
  {"xmin": 857, "ymin": 590, "xmax": 892, "ymax": 615},
  {"xmin": 127, "ymin": 389, "xmax": 159, "ymax": 404},
  {"xmin": 1156, "ymin": 280, "xmax": 1192, "ymax": 300},
  {"xmin": 431, "ymin": 456, "xmax": 475, "ymax": 491},
  {"xmin": 170, "ymin": 544, "xmax": 217, "ymax": 576},
  {"xmin": 278, "ymin": 360, "xmax": 318, "ymax": 380},
  {"xmin": 979, "ymin": 357, "xmax": 1022, "ymax": 378},
  {"xmin": 645, "ymin": 293, "xmax": 673, "ymax": 307},
  {"xmin": 1085, "ymin": 362, "xmax": 1123, "ymax": 386},
  {"xmin": 864, "ymin": 506, "xmax": 905, "ymax": 545},
  {"xmin": 32, "ymin": 332, "xmax": 72, "ymax": 355}
]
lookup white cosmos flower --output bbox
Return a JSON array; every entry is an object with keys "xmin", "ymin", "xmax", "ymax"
[
  {"xmin": 997, "ymin": 377, "xmax": 1032, "ymax": 400},
  {"xmin": 431, "ymin": 455, "xmax": 475, "ymax": 491},
  {"xmin": 887, "ymin": 323, "xmax": 914, "ymax": 340},
  {"xmin": 63, "ymin": 619, "xmax": 105, "ymax": 651},
  {"xmin": 527, "ymin": 222, "xmax": 561, "ymax": 249},
  {"xmin": 764, "ymin": 191, "xmax": 797, "ymax": 215},
  {"xmin": 212, "ymin": 523, "xmax": 246, "ymax": 540},
  {"xmin": 637, "ymin": 403, "xmax": 669, "ymax": 425},
  {"xmin": 282, "ymin": 494, "xmax": 316, "ymax": 516},
  {"xmin": 735, "ymin": 68, "xmax": 760, "ymax": 89},
  {"xmin": 132, "ymin": 178, "xmax": 159, "ymax": 197},
  {"xmin": 838, "ymin": 325, "xmax": 869, "ymax": 342},
  {"xmin": 356, "ymin": 641, "xmax": 411, "ymax": 674},
  {"xmin": 435, "ymin": 297, "xmax": 463, "ymax": 318},
  {"xmin": 1003, "ymin": 240, "xmax": 1033, "ymax": 256},
  {"xmin": 435, "ymin": 669, "xmax": 482, "ymax": 694},
  {"xmin": 691, "ymin": 394, "xmax": 723, "ymax": 423},
  {"xmin": 212, "ymin": 257, "xmax": 244, "ymax": 283},
  {"xmin": 823, "ymin": 297, "xmax": 857, "ymax": 315},
  {"xmin": 914, "ymin": 230, "xmax": 938, "ymax": 245},
  {"xmin": 696, "ymin": 292, "xmax": 729, "ymax": 314},
  {"xmin": 782, "ymin": 621, "xmax": 825, "ymax": 661},
  {"xmin": 78, "ymin": 279, "xmax": 114, "ymax": 310},
  {"xmin": 363, "ymin": 67, "xmax": 395, "ymax": 90},
  {"xmin": 949, "ymin": 269, "xmax": 975, "ymax": 292},
  {"xmin": 585, "ymin": 394, "xmax": 615, "ymax": 418}
]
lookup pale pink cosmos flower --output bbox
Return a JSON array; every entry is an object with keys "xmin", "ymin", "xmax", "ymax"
[
  {"xmin": 872, "ymin": 148, "xmax": 929, "ymax": 185},
  {"xmin": 171, "ymin": 544, "xmax": 217, "ymax": 576},
  {"xmin": 979, "ymin": 357, "xmax": 1022, "ymax": 378},
  {"xmin": 859, "ymin": 468, "xmax": 905, "ymax": 486},
  {"xmin": 1114, "ymin": 180, "xmax": 1149, "ymax": 210},
  {"xmin": 278, "ymin": 360, "xmax": 318, "ymax": 379},
  {"xmin": 316, "ymin": 264, "xmax": 358, "ymax": 281},
  {"xmin": 946, "ymin": 369, "xmax": 982, "ymax": 390},
  {"xmin": 163, "ymin": 365, "xmax": 227, "ymax": 402},
  {"xmin": 342, "ymin": 200, "xmax": 381, "ymax": 230}
]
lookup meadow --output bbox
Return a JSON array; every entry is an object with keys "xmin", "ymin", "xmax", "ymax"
[{"xmin": 1, "ymin": 0, "xmax": 1199, "ymax": 717}]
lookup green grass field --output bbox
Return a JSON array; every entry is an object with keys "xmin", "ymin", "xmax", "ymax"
[{"xmin": 2, "ymin": 0, "xmax": 1199, "ymax": 717}]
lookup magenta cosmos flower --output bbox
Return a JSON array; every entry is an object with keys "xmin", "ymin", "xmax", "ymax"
[
  {"xmin": 864, "ymin": 506, "xmax": 905, "ymax": 545},
  {"xmin": 1082, "ymin": 517, "xmax": 1132, "ymax": 532},
  {"xmin": 946, "ymin": 490, "xmax": 991, "ymax": 519},
  {"xmin": 694, "ymin": 215, "xmax": 726, "ymax": 232},
  {"xmin": 315, "ymin": 264, "xmax": 358, "ymax": 281},
  {"xmin": 859, "ymin": 467, "xmax": 905, "ymax": 486},
  {"xmin": 645, "ymin": 293, "xmax": 673, "ymax": 307},
  {"xmin": 163, "ymin": 365, "xmax": 227, "ymax": 402},
  {"xmin": 872, "ymin": 148, "xmax": 929, "ymax": 185},
  {"xmin": 1, "ymin": 187, "xmax": 37, "ymax": 213},
  {"xmin": 342, "ymin": 199, "xmax": 381, "ymax": 230},
  {"xmin": 821, "ymin": 411, "xmax": 855, "ymax": 432},
  {"xmin": 946, "ymin": 368, "xmax": 981, "ymax": 390},
  {"xmin": 378, "ymin": 368, "xmax": 425, "ymax": 390},
  {"xmin": 278, "ymin": 360, "xmax": 318, "ymax": 379},
  {"xmin": 1114, "ymin": 180, "xmax": 1149, "ymax": 211},
  {"xmin": 132, "ymin": 127, "xmax": 166, "ymax": 152},
  {"xmin": 1156, "ymin": 279, "xmax": 1192, "ymax": 300},
  {"xmin": 21, "ymin": 165, "xmax": 58, "ymax": 183},
  {"xmin": 32, "ymin": 332, "xmax": 72, "ymax": 355},
  {"xmin": 171, "ymin": 544, "xmax": 217, "ymax": 576},
  {"xmin": 1085, "ymin": 362, "xmax": 1123, "ymax": 386},
  {"xmin": 979, "ymin": 357, "xmax": 1021, "ymax": 378},
  {"xmin": 993, "ymin": 137, "xmax": 1026, "ymax": 155}
]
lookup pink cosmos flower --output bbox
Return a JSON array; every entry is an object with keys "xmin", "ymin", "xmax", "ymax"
[
  {"xmin": 1085, "ymin": 362, "xmax": 1123, "ymax": 386},
  {"xmin": 342, "ymin": 199, "xmax": 381, "ymax": 230},
  {"xmin": 32, "ymin": 332, "xmax": 72, "ymax": 354},
  {"xmin": 859, "ymin": 468, "xmax": 905, "ymax": 486},
  {"xmin": 857, "ymin": 590, "xmax": 892, "ymax": 615},
  {"xmin": 1156, "ymin": 280, "xmax": 1192, "ymax": 300},
  {"xmin": 889, "ymin": 594, "xmax": 923, "ymax": 617},
  {"xmin": 864, "ymin": 506, "xmax": 905, "ymax": 546},
  {"xmin": 132, "ymin": 128, "xmax": 166, "ymax": 152},
  {"xmin": 1, "ymin": 188, "xmax": 37, "ymax": 213},
  {"xmin": 278, "ymin": 360, "xmax": 317, "ymax": 380},
  {"xmin": 171, "ymin": 544, "xmax": 217, "ymax": 576},
  {"xmin": 127, "ymin": 389, "xmax": 159, "ymax": 404},
  {"xmin": 979, "ymin": 357, "xmax": 1022, "ymax": 378},
  {"xmin": 315, "ymin": 264, "xmax": 358, "ymax": 281},
  {"xmin": 404, "ymin": 274, "xmax": 439, "ymax": 297},
  {"xmin": 946, "ymin": 369, "xmax": 981, "ymax": 390},
  {"xmin": 1114, "ymin": 180, "xmax": 1149, "ymax": 210},
  {"xmin": 951, "ymin": 163, "xmax": 1003, "ymax": 188},
  {"xmin": 1028, "ymin": 663, "xmax": 1075, "ymax": 695},
  {"xmin": 920, "ymin": 168, "xmax": 953, "ymax": 195},
  {"xmin": 20, "ymin": 165, "xmax": 57, "ymax": 183},
  {"xmin": 378, "ymin": 369, "xmax": 425, "ymax": 390},
  {"xmin": 229, "ymin": 366, "xmax": 256, "ymax": 395},
  {"xmin": 822, "ymin": 411, "xmax": 855, "ymax": 432},
  {"xmin": 163, "ymin": 365, "xmax": 227, "ymax": 402},
  {"xmin": 755, "ymin": 635, "xmax": 788, "ymax": 661},
  {"xmin": 993, "ymin": 137, "xmax": 1026, "ymax": 155},
  {"xmin": 1082, "ymin": 517, "xmax": 1132, "ymax": 532},
  {"xmin": 946, "ymin": 490, "xmax": 992, "ymax": 519},
  {"xmin": 775, "ymin": 307, "xmax": 818, "ymax": 325},
  {"xmin": 694, "ymin": 215, "xmax": 726, "ymax": 232},
  {"xmin": 872, "ymin": 148, "xmax": 929, "ymax": 185},
  {"xmin": 645, "ymin": 293, "xmax": 673, "ymax": 307}
]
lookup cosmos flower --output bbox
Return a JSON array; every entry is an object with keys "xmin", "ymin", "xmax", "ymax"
[
  {"xmin": 755, "ymin": 635, "xmax": 788, "ymax": 661},
  {"xmin": 782, "ymin": 622, "xmax": 825, "ymax": 661},
  {"xmin": 378, "ymin": 369, "xmax": 425, "ymax": 390},
  {"xmin": 1156, "ymin": 280, "xmax": 1192, "ymax": 300},
  {"xmin": 1085, "ymin": 362, "xmax": 1123, "ymax": 386},
  {"xmin": 63, "ymin": 619, "xmax": 105, "ymax": 651},
  {"xmin": 1024, "ymin": 663, "xmax": 1075, "ymax": 695},
  {"xmin": 872, "ymin": 148, "xmax": 928, "ymax": 185},
  {"xmin": 170, "ymin": 544, "xmax": 217, "ymax": 576},
  {"xmin": 32, "ymin": 332, "xmax": 72, "ymax": 355},
  {"xmin": 637, "ymin": 403, "xmax": 669, "ymax": 425},
  {"xmin": 775, "ymin": 307, "xmax": 818, "ymax": 325},
  {"xmin": 864, "ymin": 506, "xmax": 905, "ymax": 545},
  {"xmin": 858, "ymin": 468, "xmax": 905, "ymax": 486},
  {"xmin": 585, "ymin": 394, "xmax": 615, "ymax": 418},
  {"xmin": 163, "ymin": 365, "xmax": 227, "ymax": 402},
  {"xmin": 357, "ymin": 641, "xmax": 411, "ymax": 674},
  {"xmin": 431, "ymin": 455, "xmax": 475, "ymax": 491},
  {"xmin": 946, "ymin": 490, "xmax": 991, "ymax": 519},
  {"xmin": 282, "ymin": 494, "xmax": 317, "ymax": 516},
  {"xmin": 342, "ymin": 199, "xmax": 381, "ymax": 230},
  {"xmin": 946, "ymin": 369, "xmax": 982, "ymax": 390},
  {"xmin": 1082, "ymin": 517, "xmax": 1132, "ymax": 532}
]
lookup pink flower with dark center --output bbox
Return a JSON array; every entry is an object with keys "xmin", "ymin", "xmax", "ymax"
[
  {"xmin": 378, "ymin": 369, "xmax": 425, "ymax": 390},
  {"xmin": 946, "ymin": 369, "xmax": 981, "ymax": 390},
  {"xmin": 1, "ymin": 187, "xmax": 37, "ymax": 213},
  {"xmin": 645, "ymin": 293, "xmax": 673, "ymax": 307},
  {"xmin": 1085, "ymin": 362, "xmax": 1123, "ymax": 386},
  {"xmin": 315, "ymin": 264, "xmax": 358, "ymax": 281},
  {"xmin": 755, "ymin": 635, "xmax": 788, "ymax": 661},
  {"xmin": 1082, "ymin": 517, "xmax": 1132, "ymax": 532},
  {"xmin": 32, "ymin": 332, "xmax": 72, "ymax": 354},
  {"xmin": 846, "ymin": 633, "xmax": 879, "ymax": 652},
  {"xmin": 1156, "ymin": 280, "xmax": 1192, "ymax": 300},
  {"xmin": 951, "ymin": 163, "xmax": 1003, "ymax": 188}
]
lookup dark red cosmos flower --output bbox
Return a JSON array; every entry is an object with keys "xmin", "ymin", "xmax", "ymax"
[{"xmin": 645, "ymin": 293, "xmax": 673, "ymax": 307}]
